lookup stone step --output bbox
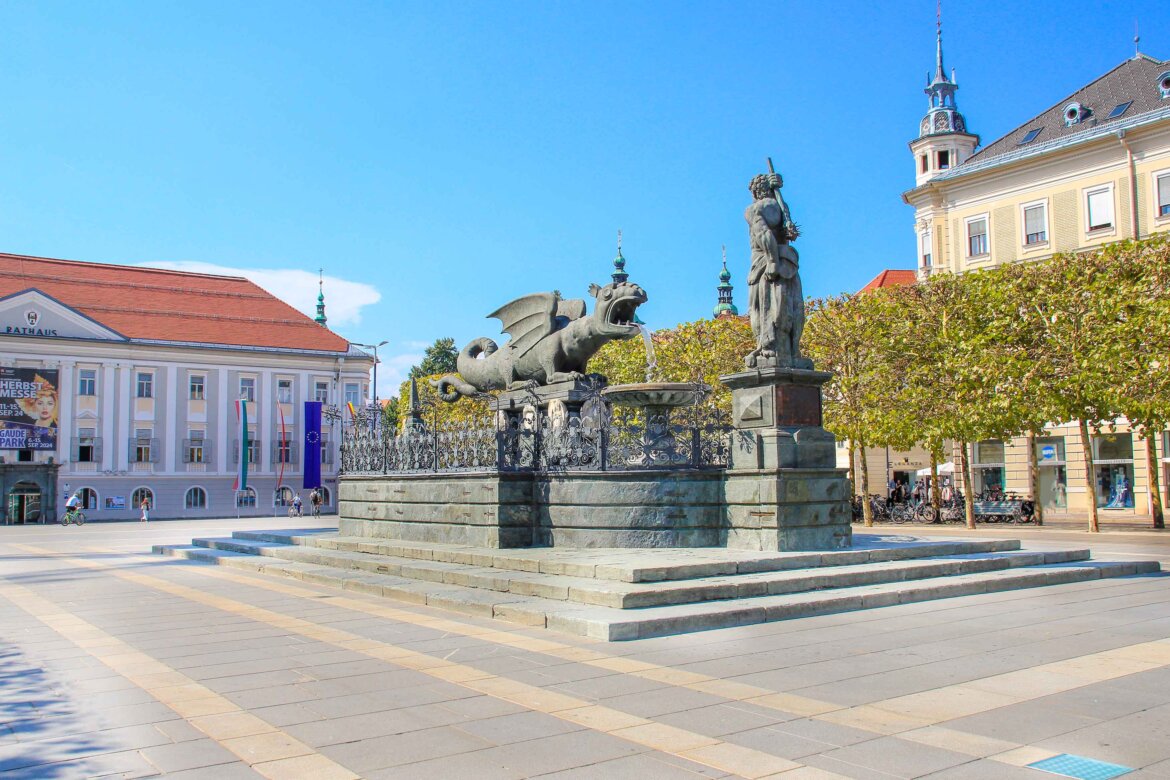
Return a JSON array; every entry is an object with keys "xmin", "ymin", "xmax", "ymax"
[
  {"xmin": 188, "ymin": 535, "xmax": 1091, "ymax": 609},
  {"xmin": 152, "ymin": 542, "xmax": 1160, "ymax": 641},
  {"xmin": 228, "ymin": 530, "xmax": 1024, "ymax": 582}
]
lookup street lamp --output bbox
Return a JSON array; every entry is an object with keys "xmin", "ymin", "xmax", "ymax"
[{"xmin": 354, "ymin": 341, "xmax": 388, "ymax": 429}]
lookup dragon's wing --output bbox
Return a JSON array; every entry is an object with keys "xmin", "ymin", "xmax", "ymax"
[
  {"xmin": 487, "ymin": 292, "xmax": 560, "ymax": 357},
  {"xmin": 556, "ymin": 298, "xmax": 587, "ymax": 322}
]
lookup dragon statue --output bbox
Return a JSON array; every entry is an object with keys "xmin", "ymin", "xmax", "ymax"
[{"xmin": 431, "ymin": 280, "xmax": 647, "ymax": 402}]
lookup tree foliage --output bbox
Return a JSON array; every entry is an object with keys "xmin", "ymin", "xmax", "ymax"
[{"xmin": 409, "ymin": 338, "xmax": 459, "ymax": 379}]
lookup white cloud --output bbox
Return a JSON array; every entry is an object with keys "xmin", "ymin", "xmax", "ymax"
[
  {"xmin": 376, "ymin": 352, "xmax": 423, "ymax": 399},
  {"xmin": 138, "ymin": 260, "xmax": 381, "ymax": 329}
]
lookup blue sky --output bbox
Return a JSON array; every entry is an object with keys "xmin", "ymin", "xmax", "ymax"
[{"xmin": 1, "ymin": 1, "xmax": 1164, "ymax": 395}]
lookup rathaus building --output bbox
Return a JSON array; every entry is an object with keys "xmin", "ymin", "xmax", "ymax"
[{"xmin": 0, "ymin": 252, "xmax": 373, "ymax": 523}]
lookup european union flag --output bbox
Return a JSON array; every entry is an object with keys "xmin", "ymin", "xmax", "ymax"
[{"xmin": 303, "ymin": 401, "xmax": 322, "ymax": 490}]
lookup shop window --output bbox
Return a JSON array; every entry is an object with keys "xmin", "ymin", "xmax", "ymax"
[
  {"xmin": 131, "ymin": 487, "xmax": 153, "ymax": 511},
  {"xmin": 185, "ymin": 487, "xmax": 207, "ymax": 509},
  {"xmin": 274, "ymin": 486, "xmax": 294, "ymax": 507},
  {"xmin": 136, "ymin": 372, "xmax": 153, "ymax": 399},
  {"xmin": 189, "ymin": 375, "xmax": 205, "ymax": 400},
  {"xmin": 78, "ymin": 369, "xmax": 96, "ymax": 396},
  {"xmin": 1093, "ymin": 433, "xmax": 1135, "ymax": 509},
  {"xmin": 236, "ymin": 487, "xmax": 256, "ymax": 508},
  {"xmin": 973, "ymin": 440, "xmax": 1005, "ymax": 499},
  {"xmin": 966, "ymin": 216, "xmax": 989, "ymax": 257},
  {"xmin": 77, "ymin": 487, "xmax": 98, "ymax": 510},
  {"xmin": 318, "ymin": 486, "xmax": 332, "ymax": 505},
  {"xmin": 1036, "ymin": 436, "xmax": 1067, "ymax": 510}
]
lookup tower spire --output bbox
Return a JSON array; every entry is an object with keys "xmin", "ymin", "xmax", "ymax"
[
  {"xmin": 713, "ymin": 245, "xmax": 738, "ymax": 318},
  {"xmin": 935, "ymin": 0, "xmax": 945, "ymax": 82},
  {"xmin": 314, "ymin": 268, "xmax": 328, "ymax": 326},
  {"xmin": 611, "ymin": 229, "xmax": 628, "ymax": 285}
]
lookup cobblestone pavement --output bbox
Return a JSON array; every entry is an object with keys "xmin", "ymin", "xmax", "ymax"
[{"xmin": 2, "ymin": 518, "xmax": 1169, "ymax": 778}]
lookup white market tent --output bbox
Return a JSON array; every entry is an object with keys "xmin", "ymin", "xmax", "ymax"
[{"xmin": 916, "ymin": 462, "xmax": 955, "ymax": 477}]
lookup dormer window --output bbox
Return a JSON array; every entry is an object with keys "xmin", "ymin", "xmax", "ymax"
[
  {"xmin": 1107, "ymin": 102, "xmax": 1132, "ymax": 120},
  {"xmin": 1018, "ymin": 128, "xmax": 1043, "ymax": 145},
  {"xmin": 1159, "ymin": 71, "xmax": 1170, "ymax": 99},
  {"xmin": 1064, "ymin": 102, "xmax": 1090, "ymax": 126}
]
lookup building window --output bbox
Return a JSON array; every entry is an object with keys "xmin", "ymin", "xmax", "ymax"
[
  {"xmin": 75, "ymin": 487, "xmax": 98, "ymax": 510},
  {"xmin": 966, "ymin": 216, "xmax": 989, "ymax": 257},
  {"xmin": 1035, "ymin": 436, "xmax": 1067, "ymax": 510},
  {"xmin": 919, "ymin": 155, "xmax": 928, "ymax": 173},
  {"xmin": 75, "ymin": 427, "xmax": 99, "ymax": 463},
  {"xmin": 274, "ymin": 486, "xmax": 294, "ymax": 507},
  {"xmin": 344, "ymin": 383, "xmax": 360, "ymax": 407},
  {"xmin": 314, "ymin": 381, "xmax": 329, "ymax": 403},
  {"xmin": 131, "ymin": 487, "xmax": 153, "ymax": 511},
  {"xmin": 274, "ymin": 434, "xmax": 296, "ymax": 465},
  {"xmin": 1022, "ymin": 202, "xmax": 1047, "ymax": 245},
  {"xmin": 185, "ymin": 431, "xmax": 206, "ymax": 464},
  {"xmin": 234, "ymin": 434, "xmax": 260, "ymax": 465},
  {"xmin": 1085, "ymin": 186, "xmax": 1114, "ymax": 231},
  {"xmin": 317, "ymin": 486, "xmax": 332, "ymax": 506},
  {"xmin": 972, "ymin": 439, "xmax": 1006, "ymax": 499},
  {"xmin": 320, "ymin": 435, "xmax": 332, "ymax": 465},
  {"xmin": 78, "ymin": 369, "xmax": 96, "ymax": 396},
  {"xmin": 239, "ymin": 377, "xmax": 256, "ymax": 402},
  {"xmin": 277, "ymin": 378, "xmax": 293, "ymax": 404},
  {"xmin": 189, "ymin": 375, "xmax": 205, "ymax": 400},
  {"xmin": 236, "ymin": 487, "xmax": 256, "ymax": 508},
  {"xmin": 920, "ymin": 231, "xmax": 932, "ymax": 268},
  {"xmin": 1157, "ymin": 172, "xmax": 1170, "ymax": 218},
  {"xmin": 1092, "ymin": 433, "xmax": 1134, "ymax": 509},
  {"xmin": 936, "ymin": 150, "xmax": 950, "ymax": 170},
  {"xmin": 132, "ymin": 428, "xmax": 155, "ymax": 464},
  {"xmin": 136, "ymin": 372, "xmax": 153, "ymax": 399},
  {"xmin": 185, "ymin": 487, "xmax": 207, "ymax": 509}
]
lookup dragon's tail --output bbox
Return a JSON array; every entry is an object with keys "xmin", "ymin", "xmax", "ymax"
[{"xmin": 431, "ymin": 338, "xmax": 499, "ymax": 402}]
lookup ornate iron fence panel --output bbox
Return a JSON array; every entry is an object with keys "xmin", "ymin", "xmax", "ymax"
[{"xmin": 340, "ymin": 401, "xmax": 731, "ymax": 476}]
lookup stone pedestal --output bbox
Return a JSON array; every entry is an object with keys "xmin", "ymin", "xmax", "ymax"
[
  {"xmin": 720, "ymin": 367, "xmax": 852, "ymax": 551},
  {"xmin": 491, "ymin": 379, "xmax": 597, "ymax": 430}
]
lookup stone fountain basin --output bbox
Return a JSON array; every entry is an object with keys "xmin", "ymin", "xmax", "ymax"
[{"xmin": 601, "ymin": 382, "xmax": 710, "ymax": 409}]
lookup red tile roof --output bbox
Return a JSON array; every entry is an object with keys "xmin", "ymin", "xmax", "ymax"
[
  {"xmin": 860, "ymin": 269, "xmax": 917, "ymax": 292},
  {"xmin": 0, "ymin": 252, "xmax": 351, "ymax": 353}
]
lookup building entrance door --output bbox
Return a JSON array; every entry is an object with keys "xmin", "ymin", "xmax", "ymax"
[{"xmin": 6, "ymin": 482, "xmax": 43, "ymax": 524}]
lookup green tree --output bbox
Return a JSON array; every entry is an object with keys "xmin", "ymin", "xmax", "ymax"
[
  {"xmin": 380, "ymin": 396, "xmax": 400, "ymax": 432},
  {"xmin": 409, "ymin": 338, "xmax": 458, "ymax": 379}
]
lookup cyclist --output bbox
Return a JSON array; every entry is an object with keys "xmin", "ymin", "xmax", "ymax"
[
  {"xmin": 62, "ymin": 492, "xmax": 83, "ymax": 525},
  {"xmin": 310, "ymin": 488, "xmax": 322, "ymax": 517},
  {"xmin": 292, "ymin": 492, "xmax": 303, "ymax": 518}
]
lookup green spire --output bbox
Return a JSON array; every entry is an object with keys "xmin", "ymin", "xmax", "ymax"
[
  {"xmin": 612, "ymin": 229, "xmax": 628, "ymax": 285},
  {"xmin": 713, "ymin": 245, "xmax": 738, "ymax": 318},
  {"xmin": 315, "ymin": 268, "xmax": 328, "ymax": 326}
]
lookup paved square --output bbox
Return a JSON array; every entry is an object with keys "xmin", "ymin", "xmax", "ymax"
[{"xmin": 1, "ymin": 517, "xmax": 1169, "ymax": 778}]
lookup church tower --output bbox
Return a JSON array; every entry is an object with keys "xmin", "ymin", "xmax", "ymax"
[
  {"xmin": 910, "ymin": 7, "xmax": 978, "ymax": 187},
  {"xmin": 315, "ymin": 269, "xmax": 328, "ymax": 327},
  {"xmin": 713, "ymin": 246, "xmax": 738, "ymax": 318}
]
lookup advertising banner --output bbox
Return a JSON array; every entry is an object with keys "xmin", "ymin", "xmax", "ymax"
[{"xmin": 0, "ymin": 368, "xmax": 59, "ymax": 450}]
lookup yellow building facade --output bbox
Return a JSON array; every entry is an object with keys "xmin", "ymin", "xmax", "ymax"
[{"xmin": 896, "ymin": 42, "xmax": 1170, "ymax": 520}]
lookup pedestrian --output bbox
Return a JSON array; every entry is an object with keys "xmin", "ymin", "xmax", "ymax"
[{"xmin": 140, "ymin": 496, "xmax": 150, "ymax": 523}]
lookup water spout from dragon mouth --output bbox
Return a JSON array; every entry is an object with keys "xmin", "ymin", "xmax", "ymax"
[{"xmin": 636, "ymin": 323, "xmax": 657, "ymax": 383}]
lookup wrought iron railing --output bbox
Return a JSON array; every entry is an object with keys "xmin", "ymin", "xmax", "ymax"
[{"xmin": 340, "ymin": 397, "xmax": 732, "ymax": 476}]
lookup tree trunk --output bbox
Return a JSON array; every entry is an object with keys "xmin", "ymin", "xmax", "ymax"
[
  {"xmin": 959, "ymin": 441, "xmax": 976, "ymax": 530},
  {"xmin": 1026, "ymin": 431, "xmax": 1043, "ymax": 526},
  {"xmin": 1146, "ymin": 433, "xmax": 1165, "ymax": 529},
  {"xmin": 859, "ymin": 442, "xmax": 873, "ymax": 527},
  {"xmin": 847, "ymin": 439, "xmax": 857, "ymax": 498},
  {"xmin": 1078, "ymin": 418, "xmax": 1099, "ymax": 533},
  {"xmin": 930, "ymin": 449, "xmax": 941, "ymax": 522}
]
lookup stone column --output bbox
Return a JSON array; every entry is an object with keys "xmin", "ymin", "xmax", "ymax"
[{"xmin": 720, "ymin": 367, "xmax": 852, "ymax": 551}]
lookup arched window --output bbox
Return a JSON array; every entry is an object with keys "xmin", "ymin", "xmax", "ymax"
[
  {"xmin": 318, "ymin": 486, "xmax": 331, "ymax": 506},
  {"xmin": 131, "ymin": 487, "xmax": 154, "ymax": 511},
  {"xmin": 236, "ymin": 487, "xmax": 257, "ymax": 507},
  {"xmin": 77, "ymin": 487, "xmax": 98, "ymax": 510},
  {"xmin": 185, "ymin": 487, "xmax": 207, "ymax": 509},
  {"xmin": 274, "ymin": 486, "xmax": 294, "ymax": 507}
]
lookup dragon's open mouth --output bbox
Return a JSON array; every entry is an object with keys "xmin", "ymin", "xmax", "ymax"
[{"xmin": 607, "ymin": 296, "xmax": 643, "ymax": 328}]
